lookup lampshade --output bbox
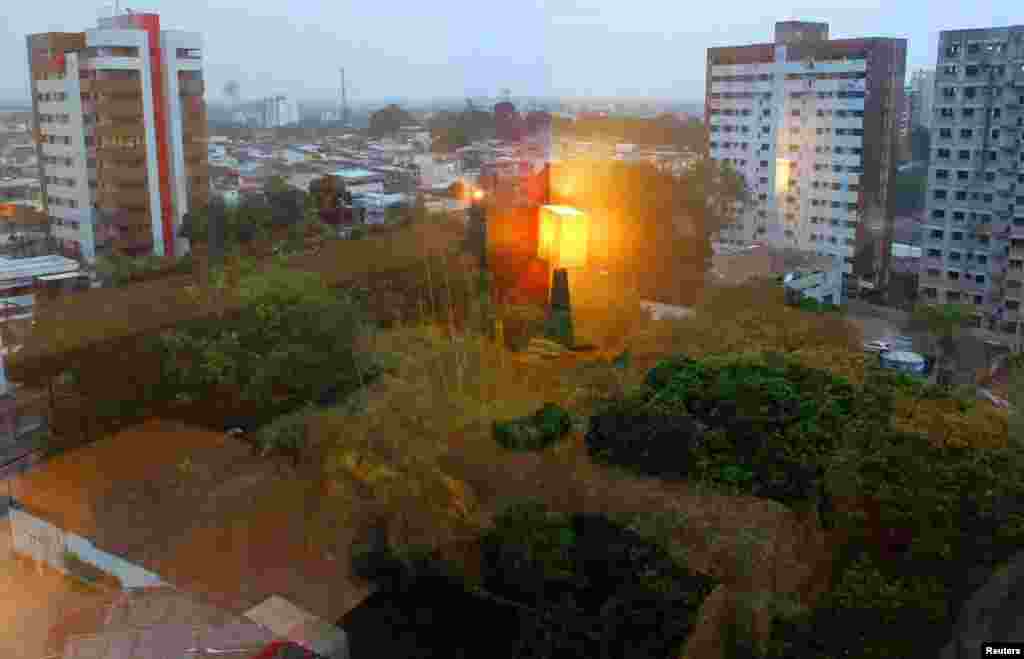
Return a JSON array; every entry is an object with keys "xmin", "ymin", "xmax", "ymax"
[{"xmin": 539, "ymin": 205, "xmax": 589, "ymax": 269}]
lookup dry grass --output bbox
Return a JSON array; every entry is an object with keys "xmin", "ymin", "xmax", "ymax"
[{"xmin": 303, "ymin": 293, "xmax": 836, "ymax": 615}]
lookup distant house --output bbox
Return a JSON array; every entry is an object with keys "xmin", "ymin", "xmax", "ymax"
[
  {"xmin": 330, "ymin": 169, "xmax": 385, "ymax": 195},
  {"xmin": 711, "ymin": 243, "xmax": 845, "ymax": 306}
]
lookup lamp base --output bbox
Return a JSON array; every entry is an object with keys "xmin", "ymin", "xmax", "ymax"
[{"xmin": 544, "ymin": 268, "xmax": 574, "ymax": 348}]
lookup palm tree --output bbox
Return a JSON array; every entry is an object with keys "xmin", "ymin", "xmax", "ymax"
[{"xmin": 906, "ymin": 303, "xmax": 973, "ymax": 387}]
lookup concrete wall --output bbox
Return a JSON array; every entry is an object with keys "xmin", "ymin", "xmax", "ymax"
[{"xmin": 8, "ymin": 506, "xmax": 164, "ymax": 588}]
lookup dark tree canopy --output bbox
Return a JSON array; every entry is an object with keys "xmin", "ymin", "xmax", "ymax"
[
  {"xmin": 368, "ymin": 104, "xmax": 415, "ymax": 138},
  {"xmin": 551, "ymin": 114, "xmax": 706, "ymax": 152}
]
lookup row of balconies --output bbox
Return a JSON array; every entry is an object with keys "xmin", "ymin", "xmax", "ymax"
[{"xmin": 80, "ymin": 79, "xmax": 142, "ymax": 96}]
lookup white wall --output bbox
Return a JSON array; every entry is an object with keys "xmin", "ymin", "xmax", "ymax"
[{"xmin": 8, "ymin": 507, "xmax": 164, "ymax": 588}]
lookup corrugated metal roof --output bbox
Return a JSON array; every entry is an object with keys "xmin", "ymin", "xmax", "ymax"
[{"xmin": 0, "ymin": 255, "xmax": 79, "ymax": 283}]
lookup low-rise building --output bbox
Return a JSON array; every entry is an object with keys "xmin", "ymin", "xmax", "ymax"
[{"xmin": 711, "ymin": 242, "xmax": 845, "ymax": 305}]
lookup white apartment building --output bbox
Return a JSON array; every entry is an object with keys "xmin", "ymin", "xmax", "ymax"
[
  {"xmin": 920, "ymin": 25, "xmax": 1024, "ymax": 345},
  {"xmin": 27, "ymin": 11, "xmax": 208, "ymax": 263},
  {"xmin": 707, "ymin": 21, "xmax": 905, "ymax": 295}
]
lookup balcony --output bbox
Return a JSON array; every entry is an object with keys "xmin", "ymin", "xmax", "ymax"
[
  {"xmin": 96, "ymin": 149, "xmax": 145, "ymax": 168},
  {"xmin": 99, "ymin": 166, "xmax": 147, "ymax": 186},
  {"xmin": 95, "ymin": 97, "xmax": 142, "ymax": 121},
  {"xmin": 95, "ymin": 123, "xmax": 145, "ymax": 139},
  {"xmin": 90, "ymin": 79, "xmax": 142, "ymax": 96},
  {"xmin": 97, "ymin": 187, "xmax": 150, "ymax": 211}
]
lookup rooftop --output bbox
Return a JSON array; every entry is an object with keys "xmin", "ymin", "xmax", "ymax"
[
  {"xmin": 0, "ymin": 254, "xmax": 79, "ymax": 284},
  {"xmin": 11, "ymin": 420, "xmax": 371, "ymax": 623},
  {"xmin": 710, "ymin": 244, "xmax": 837, "ymax": 286},
  {"xmin": 331, "ymin": 168, "xmax": 380, "ymax": 180}
]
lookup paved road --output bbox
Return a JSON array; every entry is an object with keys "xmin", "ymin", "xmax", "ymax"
[{"xmin": 942, "ymin": 551, "xmax": 1024, "ymax": 657}]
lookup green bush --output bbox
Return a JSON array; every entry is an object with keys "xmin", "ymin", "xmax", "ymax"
[
  {"xmin": 250, "ymin": 406, "xmax": 310, "ymax": 465},
  {"xmin": 493, "ymin": 403, "xmax": 572, "ymax": 451},
  {"xmin": 755, "ymin": 552, "xmax": 950, "ymax": 659},
  {"xmin": 601, "ymin": 353, "xmax": 860, "ymax": 503},
  {"xmin": 477, "ymin": 501, "xmax": 718, "ymax": 659},
  {"xmin": 153, "ymin": 264, "xmax": 377, "ymax": 432}
]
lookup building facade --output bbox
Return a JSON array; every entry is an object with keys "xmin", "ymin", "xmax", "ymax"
[
  {"xmin": 27, "ymin": 12, "xmax": 208, "ymax": 263},
  {"xmin": 706, "ymin": 21, "xmax": 906, "ymax": 296},
  {"xmin": 910, "ymin": 68, "xmax": 936, "ymax": 130},
  {"xmin": 919, "ymin": 25, "xmax": 1024, "ymax": 342},
  {"xmin": 263, "ymin": 95, "xmax": 300, "ymax": 128},
  {"xmin": 897, "ymin": 84, "xmax": 914, "ymax": 161}
]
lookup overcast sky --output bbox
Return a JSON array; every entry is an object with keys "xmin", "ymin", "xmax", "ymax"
[{"xmin": 1, "ymin": 1, "xmax": 1020, "ymax": 104}]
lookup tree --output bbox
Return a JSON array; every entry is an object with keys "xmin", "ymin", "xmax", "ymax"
[
  {"xmin": 156, "ymin": 263, "xmax": 372, "ymax": 419},
  {"xmin": 368, "ymin": 104, "xmax": 414, "ymax": 138},
  {"xmin": 263, "ymin": 177, "xmax": 306, "ymax": 228},
  {"xmin": 891, "ymin": 170, "xmax": 927, "ymax": 216},
  {"xmin": 905, "ymin": 303, "xmax": 973, "ymax": 388},
  {"xmin": 309, "ymin": 175, "xmax": 352, "ymax": 225}
]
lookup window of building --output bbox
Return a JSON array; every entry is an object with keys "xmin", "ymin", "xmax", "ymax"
[
  {"xmin": 931, "ymin": 229, "xmax": 945, "ymax": 239},
  {"xmin": 934, "ymin": 189, "xmax": 948, "ymax": 200},
  {"xmin": 957, "ymin": 170, "xmax": 970, "ymax": 181},
  {"xmin": 937, "ymin": 148, "xmax": 951, "ymax": 159},
  {"xmin": 964, "ymin": 87, "xmax": 977, "ymax": 99},
  {"xmin": 939, "ymin": 128, "xmax": 952, "ymax": 139},
  {"xmin": 958, "ymin": 150, "xmax": 971, "ymax": 161},
  {"xmin": 963, "ymin": 108, "xmax": 975, "ymax": 118}
]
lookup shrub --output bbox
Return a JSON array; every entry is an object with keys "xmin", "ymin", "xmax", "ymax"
[
  {"xmin": 585, "ymin": 398, "xmax": 705, "ymax": 480},
  {"xmin": 756, "ymin": 552, "xmax": 950, "ymax": 659},
  {"xmin": 591, "ymin": 353, "xmax": 859, "ymax": 505},
  {"xmin": 477, "ymin": 501, "xmax": 718, "ymax": 659},
  {"xmin": 493, "ymin": 403, "xmax": 573, "ymax": 451},
  {"xmin": 250, "ymin": 406, "xmax": 310, "ymax": 465}
]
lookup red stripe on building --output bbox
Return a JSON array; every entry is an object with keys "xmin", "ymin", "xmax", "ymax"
[{"xmin": 131, "ymin": 14, "xmax": 175, "ymax": 258}]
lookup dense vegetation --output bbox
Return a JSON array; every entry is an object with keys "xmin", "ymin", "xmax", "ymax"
[
  {"xmin": 584, "ymin": 348, "xmax": 1021, "ymax": 657},
  {"xmin": 353, "ymin": 501, "xmax": 717, "ymax": 659},
  {"xmin": 147, "ymin": 263, "xmax": 378, "ymax": 436},
  {"xmin": 588, "ymin": 353, "xmax": 862, "ymax": 507}
]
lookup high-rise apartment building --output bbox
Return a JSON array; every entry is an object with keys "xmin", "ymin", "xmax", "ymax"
[
  {"xmin": 920, "ymin": 26, "xmax": 1024, "ymax": 343},
  {"xmin": 910, "ymin": 69, "xmax": 936, "ymax": 130},
  {"xmin": 27, "ymin": 11, "xmax": 207, "ymax": 263},
  {"xmin": 707, "ymin": 21, "xmax": 906, "ymax": 295}
]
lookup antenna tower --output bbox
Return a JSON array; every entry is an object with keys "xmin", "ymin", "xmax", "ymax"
[{"xmin": 339, "ymin": 68, "xmax": 351, "ymax": 127}]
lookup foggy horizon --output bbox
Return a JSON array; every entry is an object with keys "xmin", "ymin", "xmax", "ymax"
[{"xmin": 2, "ymin": 1, "xmax": 1021, "ymax": 106}]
